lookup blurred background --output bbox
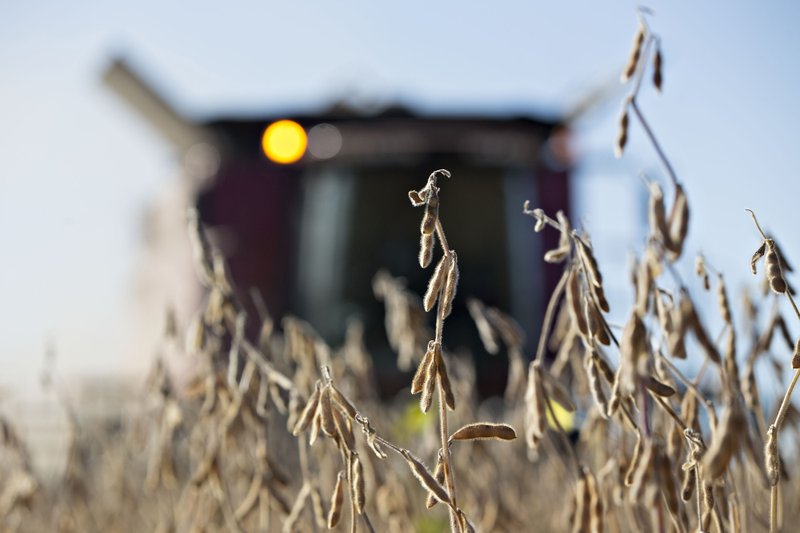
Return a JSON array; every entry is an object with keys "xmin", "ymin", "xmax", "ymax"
[{"xmin": 2, "ymin": 0, "xmax": 800, "ymax": 473}]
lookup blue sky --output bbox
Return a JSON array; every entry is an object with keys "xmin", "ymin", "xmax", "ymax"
[{"xmin": 2, "ymin": 1, "xmax": 800, "ymax": 401}]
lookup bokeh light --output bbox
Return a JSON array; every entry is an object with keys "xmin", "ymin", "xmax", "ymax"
[
  {"xmin": 261, "ymin": 120, "xmax": 307, "ymax": 164},
  {"xmin": 307, "ymin": 123, "xmax": 343, "ymax": 159}
]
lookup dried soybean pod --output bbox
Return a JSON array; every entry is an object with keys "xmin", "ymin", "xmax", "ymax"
[
  {"xmin": 717, "ymin": 275, "xmax": 733, "ymax": 325},
  {"xmin": 701, "ymin": 482, "xmax": 714, "ymax": 533},
  {"xmin": 292, "ymin": 382, "xmax": 321, "ymax": 436},
  {"xmin": 586, "ymin": 468, "xmax": 603, "ymax": 533},
  {"xmin": 567, "ymin": 269, "xmax": 590, "ymax": 337},
  {"xmin": 765, "ymin": 240, "xmax": 787, "ymax": 293},
  {"xmin": 751, "ymin": 242, "xmax": 766, "ymax": 274},
  {"xmin": 436, "ymin": 348, "xmax": 456, "ymax": 411},
  {"xmin": 584, "ymin": 292, "xmax": 601, "ymax": 338},
  {"xmin": 629, "ymin": 438, "xmax": 654, "ymax": 503},
  {"xmin": 329, "ymin": 384, "xmax": 358, "ymax": 420},
  {"xmin": 412, "ymin": 342, "xmax": 436, "ymax": 394},
  {"xmin": 594, "ymin": 352, "xmax": 616, "ymax": 384},
  {"xmin": 571, "ymin": 469, "xmax": 590, "ymax": 533},
  {"xmin": 635, "ymin": 256, "xmax": 652, "ymax": 317},
  {"xmin": 793, "ymin": 338, "xmax": 800, "ymax": 369},
  {"xmin": 458, "ymin": 510, "xmax": 477, "ymax": 533},
  {"xmin": 327, "ymin": 470, "xmax": 346, "ymax": 528},
  {"xmin": 695, "ymin": 255, "xmax": 710, "ymax": 291},
  {"xmin": 401, "ymin": 449, "xmax": 450, "ymax": 505},
  {"xmin": 691, "ymin": 317, "xmax": 722, "ymax": 365},
  {"xmin": 621, "ymin": 23, "xmax": 646, "ymax": 82},
  {"xmin": 607, "ymin": 374, "xmax": 622, "ymax": 418},
  {"xmin": 619, "ymin": 313, "xmax": 647, "ymax": 396},
  {"xmin": 668, "ymin": 183, "xmax": 689, "ymax": 260},
  {"xmin": 704, "ymin": 401, "xmax": 745, "ymax": 479},
  {"xmin": 576, "ymin": 237, "xmax": 604, "ymax": 288},
  {"xmin": 653, "ymin": 42, "xmax": 663, "ymax": 92},
  {"xmin": 765, "ymin": 424, "xmax": 780, "ymax": 486},
  {"xmin": 724, "ymin": 328, "xmax": 739, "ymax": 388},
  {"xmin": 419, "ymin": 233, "xmax": 434, "ymax": 268},
  {"xmin": 625, "ymin": 432, "xmax": 643, "ymax": 486},
  {"xmin": 450, "ymin": 423, "xmax": 517, "ymax": 442},
  {"xmin": 308, "ymin": 408, "xmax": 321, "ymax": 445},
  {"xmin": 351, "ymin": 454, "xmax": 366, "ymax": 514},
  {"xmin": 585, "ymin": 295, "xmax": 610, "ymax": 346},
  {"xmin": 467, "ymin": 298, "xmax": 500, "ymax": 355},
  {"xmin": 424, "ymin": 254, "xmax": 451, "ymax": 312},
  {"xmin": 681, "ymin": 467, "xmax": 696, "ymax": 502},
  {"xmin": 332, "ymin": 407, "xmax": 355, "ymax": 452},
  {"xmin": 420, "ymin": 186, "xmax": 439, "ymax": 235},
  {"xmin": 425, "ymin": 454, "xmax": 446, "ymax": 509},
  {"xmin": 420, "ymin": 357, "xmax": 437, "ymax": 413},
  {"xmin": 644, "ymin": 375, "xmax": 676, "ymax": 397},
  {"xmin": 654, "ymin": 290, "xmax": 673, "ymax": 333},
  {"xmin": 648, "ymin": 180, "xmax": 670, "ymax": 245},
  {"xmin": 668, "ymin": 326, "xmax": 688, "ymax": 360},
  {"xmin": 319, "ymin": 385, "xmax": 337, "ymax": 438},
  {"xmin": 592, "ymin": 283, "xmax": 610, "ymax": 314},
  {"xmin": 586, "ymin": 352, "xmax": 609, "ymax": 418},
  {"xmin": 440, "ymin": 251, "xmax": 459, "ymax": 319},
  {"xmin": 525, "ymin": 361, "xmax": 548, "ymax": 448},
  {"xmin": 615, "ymin": 104, "xmax": 630, "ymax": 159}
]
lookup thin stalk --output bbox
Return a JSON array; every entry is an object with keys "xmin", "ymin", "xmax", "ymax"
[
  {"xmin": 435, "ymin": 219, "xmax": 451, "ymax": 256},
  {"xmin": 433, "ymin": 216, "xmax": 459, "ymax": 532},
  {"xmin": 744, "ymin": 209, "xmax": 768, "ymax": 241},
  {"xmin": 629, "ymin": 100, "xmax": 678, "ymax": 187},
  {"xmin": 694, "ymin": 466, "xmax": 703, "ymax": 531},
  {"xmin": 767, "ymin": 280, "xmax": 800, "ymax": 532},
  {"xmin": 784, "ymin": 291, "xmax": 800, "ymax": 323},
  {"xmin": 361, "ymin": 514, "xmax": 376, "ymax": 533},
  {"xmin": 772, "ymin": 368, "xmax": 800, "ymax": 432},
  {"xmin": 770, "ymin": 484, "xmax": 779, "ymax": 533},
  {"xmin": 621, "ymin": 13, "xmax": 679, "ymax": 193},
  {"xmin": 437, "ymin": 383, "xmax": 459, "ymax": 533},
  {"xmin": 649, "ymin": 392, "xmax": 687, "ymax": 431}
]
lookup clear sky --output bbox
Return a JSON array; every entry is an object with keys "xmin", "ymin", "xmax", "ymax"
[{"xmin": 2, "ymin": 1, "xmax": 800, "ymax": 402}]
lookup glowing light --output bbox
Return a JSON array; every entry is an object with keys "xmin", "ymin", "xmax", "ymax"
[
  {"xmin": 307, "ymin": 123, "xmax": 342, "ymax": 159},
  {"xmin": 262, "ymin": 120, "xmax": 307, "ymax": 164}
]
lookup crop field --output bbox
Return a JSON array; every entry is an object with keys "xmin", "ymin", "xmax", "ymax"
[{"xmin": 2, "ymin": 13, "xmax": 798, "ymax": 533}]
